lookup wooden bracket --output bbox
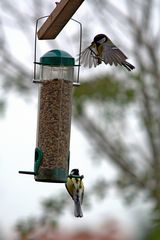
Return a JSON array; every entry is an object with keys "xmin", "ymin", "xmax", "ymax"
[{"xmin": 37, "ymin": 0, "xmax": 84, "ymax": 40}]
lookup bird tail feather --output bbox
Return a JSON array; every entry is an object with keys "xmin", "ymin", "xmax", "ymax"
[
  {"xmin": 122, "ymin": 61, "xmax": 135, "ymax": 71},
  {"xmin": 74, "ymin": 199, "xmax": 83, "ymax": 217}
]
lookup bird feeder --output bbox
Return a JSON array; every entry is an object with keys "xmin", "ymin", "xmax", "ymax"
[
  {"xmin": 19, "ymin": 0, "xmax": 84, "ymax": 182},
  {"xmin": 34, "ymin": 49, "xmax": 75, "ymax": 182},
  {"xmin": 19, "ymin": 50, "xmax": 75, "ymax": 183}
]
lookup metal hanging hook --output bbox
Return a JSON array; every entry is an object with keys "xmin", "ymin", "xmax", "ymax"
[
  {"xmin": 71, "ymin": 18, "xmax": 83, "ymax": 86},
  {"xmin": 33, "ymin": 15, "xmax": 83, "ymax": 85},
  {"xmin": 33, "ymin": 15, "xmax": 49, "ymax": 83}
]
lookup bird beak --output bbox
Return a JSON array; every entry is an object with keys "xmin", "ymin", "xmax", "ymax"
[{"xmin": 91, "ymin": 41, "xmax": 95, "ymax": 47}]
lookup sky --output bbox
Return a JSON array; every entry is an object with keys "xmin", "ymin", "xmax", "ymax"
[{"xmin": 0, "ymin": 0, "xmax": 155, "ymax": 238}]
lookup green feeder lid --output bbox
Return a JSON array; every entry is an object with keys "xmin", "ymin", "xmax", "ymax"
[{"xmin": 40, "ymin": 49, "xmax": 75, "ymax": 66}]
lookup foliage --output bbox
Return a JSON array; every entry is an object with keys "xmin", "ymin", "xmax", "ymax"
[
  {"xmin": 74, "ymin": 75, "xmax": 135, "ymax": 116},
  {"xmin": 73, "ymin": 0, "xmax": 160, "ymax": 225},
  {"xmin": 0, "ymin": 0, "xmax": 160, "ymax": 236},
  {"xmin": 15, "ymin": 217, "xmax": 38, "ymax": 239}
]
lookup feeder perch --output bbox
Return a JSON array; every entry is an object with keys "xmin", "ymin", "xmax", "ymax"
[{"xmin": 37, "ymin": 0, "xmax": 84, "ymax": 39}]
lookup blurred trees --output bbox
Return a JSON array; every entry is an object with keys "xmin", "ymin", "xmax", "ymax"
[
  {"xmin": 0, "ymin": 0, "xmax": 160, "ymax": 238},
  {"xmin": 0, "ymin": 0, "xmax": 54, "ymax": 111},
  {"xmin": 15, "ymin": 219, "xmax": 131, "ymax": 240},
  {"xmin": 73, "ymin": 0, "xmax": 160, "ymax": 223}
]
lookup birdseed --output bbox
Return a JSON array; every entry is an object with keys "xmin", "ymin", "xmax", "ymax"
[{"xmin": 36, "ymin": 78, "xmax": 73, "ymax": 170}]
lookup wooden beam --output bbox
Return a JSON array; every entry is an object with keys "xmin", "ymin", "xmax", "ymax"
[{"xmin": 37, "ymin": 0, "xmax": 84, "ymax": 40}]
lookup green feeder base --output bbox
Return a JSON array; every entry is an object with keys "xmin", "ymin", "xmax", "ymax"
[{"xmin": 34, "ymin": 167, "xmax": 68, "ymax": 183}]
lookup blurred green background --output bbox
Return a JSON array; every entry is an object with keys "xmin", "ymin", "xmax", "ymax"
[{"xmin": 0, "ymin": 0, "xmax": 160, "ymax": 239}]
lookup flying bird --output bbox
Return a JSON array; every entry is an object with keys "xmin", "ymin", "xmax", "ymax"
[
  {"xmin": 79, "ymin": 33, "xmax": 135, "ymax": 71},
  {"xmin": 65, "ymin": 169, "xmax": 84, "ymax": 217}
]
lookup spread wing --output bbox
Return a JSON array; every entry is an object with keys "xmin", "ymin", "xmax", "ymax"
[
  {"xmin": 102, "ymin": 42, "xmax": 128, "ymax": 66},
  {"xmin": 78, "ymin": 45, "xmax": 100, "ymax": 68}
]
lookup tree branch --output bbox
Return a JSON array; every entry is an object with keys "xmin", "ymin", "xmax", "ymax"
[{"xmin": 76, "ymin": 114, "xmax": 146, "ymax": 189}]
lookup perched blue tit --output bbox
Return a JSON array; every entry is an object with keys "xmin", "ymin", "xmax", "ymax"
[
  {"xmin": 80, "ymin": 33, "xmax": 135, "ymax": 71},
  {"xmin": 65, "ymin": 169, "xmax": 84, "ymax": 217}
]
